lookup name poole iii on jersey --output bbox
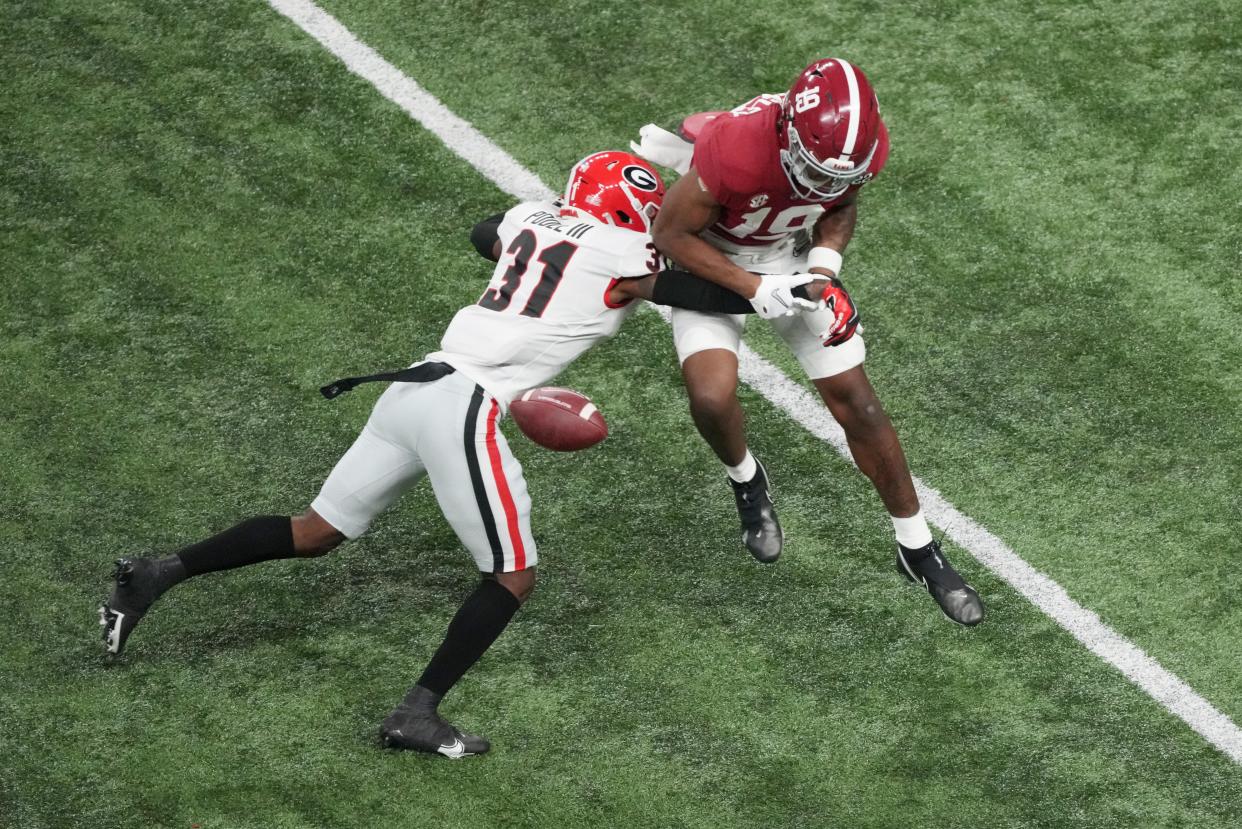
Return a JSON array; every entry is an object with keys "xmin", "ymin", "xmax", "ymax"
[
  {"xmin": 692, "ymin": 94, "xmax": 890, "ymax": 252},
  {"xmin": 427, "ymin": 201, "xmax": 659, "ymax": 403}
]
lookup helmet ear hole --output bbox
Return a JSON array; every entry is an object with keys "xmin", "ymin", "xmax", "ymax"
[{"xmin": 615, "ymin": 209, "xmax": 633, "ymax": 225}]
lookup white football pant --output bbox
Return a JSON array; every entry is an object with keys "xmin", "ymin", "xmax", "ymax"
[
  {"xmin": 312, "ymin": 369, "xmax": 536, "ymax": 573},
  {"xmin": 671, "ymin": 241, "xmax": 866, "ymax": 379}
]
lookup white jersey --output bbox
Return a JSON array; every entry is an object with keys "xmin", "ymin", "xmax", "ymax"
[{"xmin": 428, "ymin": 201, "xmax": 659, "ymax": 403}]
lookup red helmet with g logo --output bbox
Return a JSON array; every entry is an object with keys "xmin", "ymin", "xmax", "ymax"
[
  {"xmin": 562, "ymin": 150, "xmax": 666, "ymax": 233},
  {"xmin": 779, "ymin": 58, "xmax": 882, "ymax": 201}
]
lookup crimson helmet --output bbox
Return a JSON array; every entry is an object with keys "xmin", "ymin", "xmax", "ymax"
[
  {"xmin": 779, "ymin": 58, "xmax": 882, "ymax": 201},
  {"xmin": 562, "ymin": 151, "xmax": 665, "ymax": 232}
]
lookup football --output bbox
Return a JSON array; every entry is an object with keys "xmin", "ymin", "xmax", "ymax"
[{"xmin": 508, "ymin": 387, "xmax": 608, "ymax": 451}]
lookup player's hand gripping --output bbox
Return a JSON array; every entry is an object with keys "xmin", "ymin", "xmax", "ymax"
[
  {"xmin": 816, "ymin": 276, "xmax": 861, "ymax": 346},
  {"xmin": 749, "ymin": 273, "xmax": 821, "ymax": 319}
]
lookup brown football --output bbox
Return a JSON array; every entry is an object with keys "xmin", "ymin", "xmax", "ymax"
[{"xmin": 509, "ymin": 387, "xmax": 608, "ymax": 451}]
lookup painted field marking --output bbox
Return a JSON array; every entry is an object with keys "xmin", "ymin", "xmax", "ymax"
[{"xmin": 266, "ymin": 0, "xmax": 1242, "ymax": 765}]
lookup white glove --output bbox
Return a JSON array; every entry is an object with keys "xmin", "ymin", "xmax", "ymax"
[
  {"xmin": 749, "ymin": 273, "xmax": 821, "ymax": 319},
  {"xmin": 629, "ymin": 124, "xmax": 694, "ymax": 174}
]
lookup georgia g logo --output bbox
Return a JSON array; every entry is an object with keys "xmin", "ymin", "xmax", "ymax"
[{"xmin": 621, "ymin": 165, "xmax": 659, "ymax": 192}]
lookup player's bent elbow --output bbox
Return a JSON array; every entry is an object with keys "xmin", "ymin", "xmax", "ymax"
[
  {"xmin": 651, "ymin": 223, "xmax": 683, "ymax": 257},
  {"xmin": 612, "ymin": 275, "xmax": 655, "ymax": 302},
  {"xmin": 469, "ymin": 213, "xmax": 505, "ymax": 262}
]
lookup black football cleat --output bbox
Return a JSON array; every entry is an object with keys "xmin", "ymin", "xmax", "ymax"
[
  {"xmin": 98, "ymin": 556, "xmax": 186, "ymax": 655},
  {"xmin": 896, "ymin": 540, "xmax": 984, "ymax": 626},
  {"xmin": 380, "ymin": 707, "xmax": 490, "ymax": 759},
  {"xmin": 729, "ymin": 459, "xmax": 784, "ymax": 563}
]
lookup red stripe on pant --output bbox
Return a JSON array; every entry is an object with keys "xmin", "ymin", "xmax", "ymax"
[{"xmin": 484, "ymin": 400, "xmax": 526, "ymax": 570}]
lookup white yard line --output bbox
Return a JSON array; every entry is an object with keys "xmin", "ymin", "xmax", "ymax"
[{"xmin": 266, "ymin": 0, "xmax": 1242, "ymax": 766}]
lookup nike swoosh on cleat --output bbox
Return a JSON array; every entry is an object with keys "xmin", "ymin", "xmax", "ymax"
[
  {"xmin": 437, "ymin": 737, "xmax": 467, "ymax": 759},
  {"xmin": 897, "ymin": 551, "xmax": 926, "ymax": 586},
  {"xmin": 99, "ymin": 605, "xmax": 125, "ymax": 654}
]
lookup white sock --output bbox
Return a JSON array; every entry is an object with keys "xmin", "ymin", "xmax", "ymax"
[
  {"xmin": 892, "ymin": 510, "xmax": 933, "ymax": 549},
  {"xmin": 725, "ymin": 450, "xmax": 758, "ymax": 483}
]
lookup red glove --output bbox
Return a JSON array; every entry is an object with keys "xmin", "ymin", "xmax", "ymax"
[{"xmin": 819, "ymin": 277, "xmax": 860, "ymax": 347}]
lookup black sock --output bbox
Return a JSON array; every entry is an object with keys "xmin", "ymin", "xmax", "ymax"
[
  {"xmin": 176, "ymin": 516, "xmax": 297, "ymax": 577},
  {"xmin": 397, "ymin": 684, "xmax": 443, "ymax": 715},
  {"xmin": 898, "ymin": 540, "xmax": 936, "ymax": 559},
  {"xmin": 899, "ymin": 538, "xmax": 944, "ymax": 563},
  {"xmin": 416, "ymin": 579, "xmax": 522, "ymax": 699}
]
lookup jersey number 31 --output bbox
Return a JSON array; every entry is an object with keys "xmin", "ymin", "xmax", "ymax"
[{"xmin": 479, "ymin": 229, "xmax": 578, "ymax": 318}]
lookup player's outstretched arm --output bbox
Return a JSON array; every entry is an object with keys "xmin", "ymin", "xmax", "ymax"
[
  {"xmin": 652, "ymin": 172, "xmax": 816, "ymax": 318},
  {"xmin": 610, "ymin": 269, "xmax": 751, "ymax": 313},
  {"xmin": 651, "ymin": 170, "xmax": 761, "ymax": 298},
  {"xmin": 469, "ymin": 212, "xmax": 506, "ymax": 262},
  {"xmin": 609, "ymin": 270, "xmax": 827, "ymax": 315}
]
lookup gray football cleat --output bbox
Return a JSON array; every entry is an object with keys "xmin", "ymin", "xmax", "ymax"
[
  {"xmin": 380, "ymin": 707, "xmax": 490, "ymax": 758},
  {"xmin": 896, "ymin": 540, "xmax": 985, "ymax": 626},
  {"xmin": 99, "ymin": 556, "xmax": 185, "ymax": 655},
  {"xmin": 729, "ymin": 459, "xmax": 784, "ymax": 563}
]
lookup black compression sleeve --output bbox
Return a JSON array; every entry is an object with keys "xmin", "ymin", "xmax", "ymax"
[
  {"xmin": 649, "ymin": 269, "xmax": 756, "ymax": 314},
  {"xmin": 175, "ymin": 516, "xmax": 297, "ymax": 577},
  {"xmin": 469, "ymin": 212, "xmax": 506, "ymax": 261},
  {"xmin": 417, "ymin": 579, "xmax": 522, "ymax": 697}
]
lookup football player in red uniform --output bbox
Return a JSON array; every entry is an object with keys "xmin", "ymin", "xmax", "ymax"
[{"xmin": 633, "ymin": 58, "xmax": 983, "ymax": 626}]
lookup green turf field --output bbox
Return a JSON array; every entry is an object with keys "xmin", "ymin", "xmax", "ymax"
[{"xmin": 2, "ymin": 0, "xmax": 1240, "ymax": 826}]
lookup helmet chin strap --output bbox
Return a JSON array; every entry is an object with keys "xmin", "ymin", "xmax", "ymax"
[
  {"xmin": 797, "ymin": 178, "xmax": 849, "ymax": 201},
  {"xmin": 779, "ymin": 150, "xmax": 849, "ymax": 202}
]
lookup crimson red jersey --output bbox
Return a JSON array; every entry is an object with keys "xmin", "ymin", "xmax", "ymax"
[{"xmin": 691, "ymin": 94, "xmax": 889, "ymax": 251}]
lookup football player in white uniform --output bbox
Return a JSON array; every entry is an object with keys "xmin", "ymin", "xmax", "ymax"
[{"xmin": 99, "ymin": 151, "xmax": 817, "ymax": 758}]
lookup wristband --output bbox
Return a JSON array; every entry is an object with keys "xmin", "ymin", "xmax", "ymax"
[{"xmin": 807, "ymin": 246, "xmax": 843, "ymax": 275}]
